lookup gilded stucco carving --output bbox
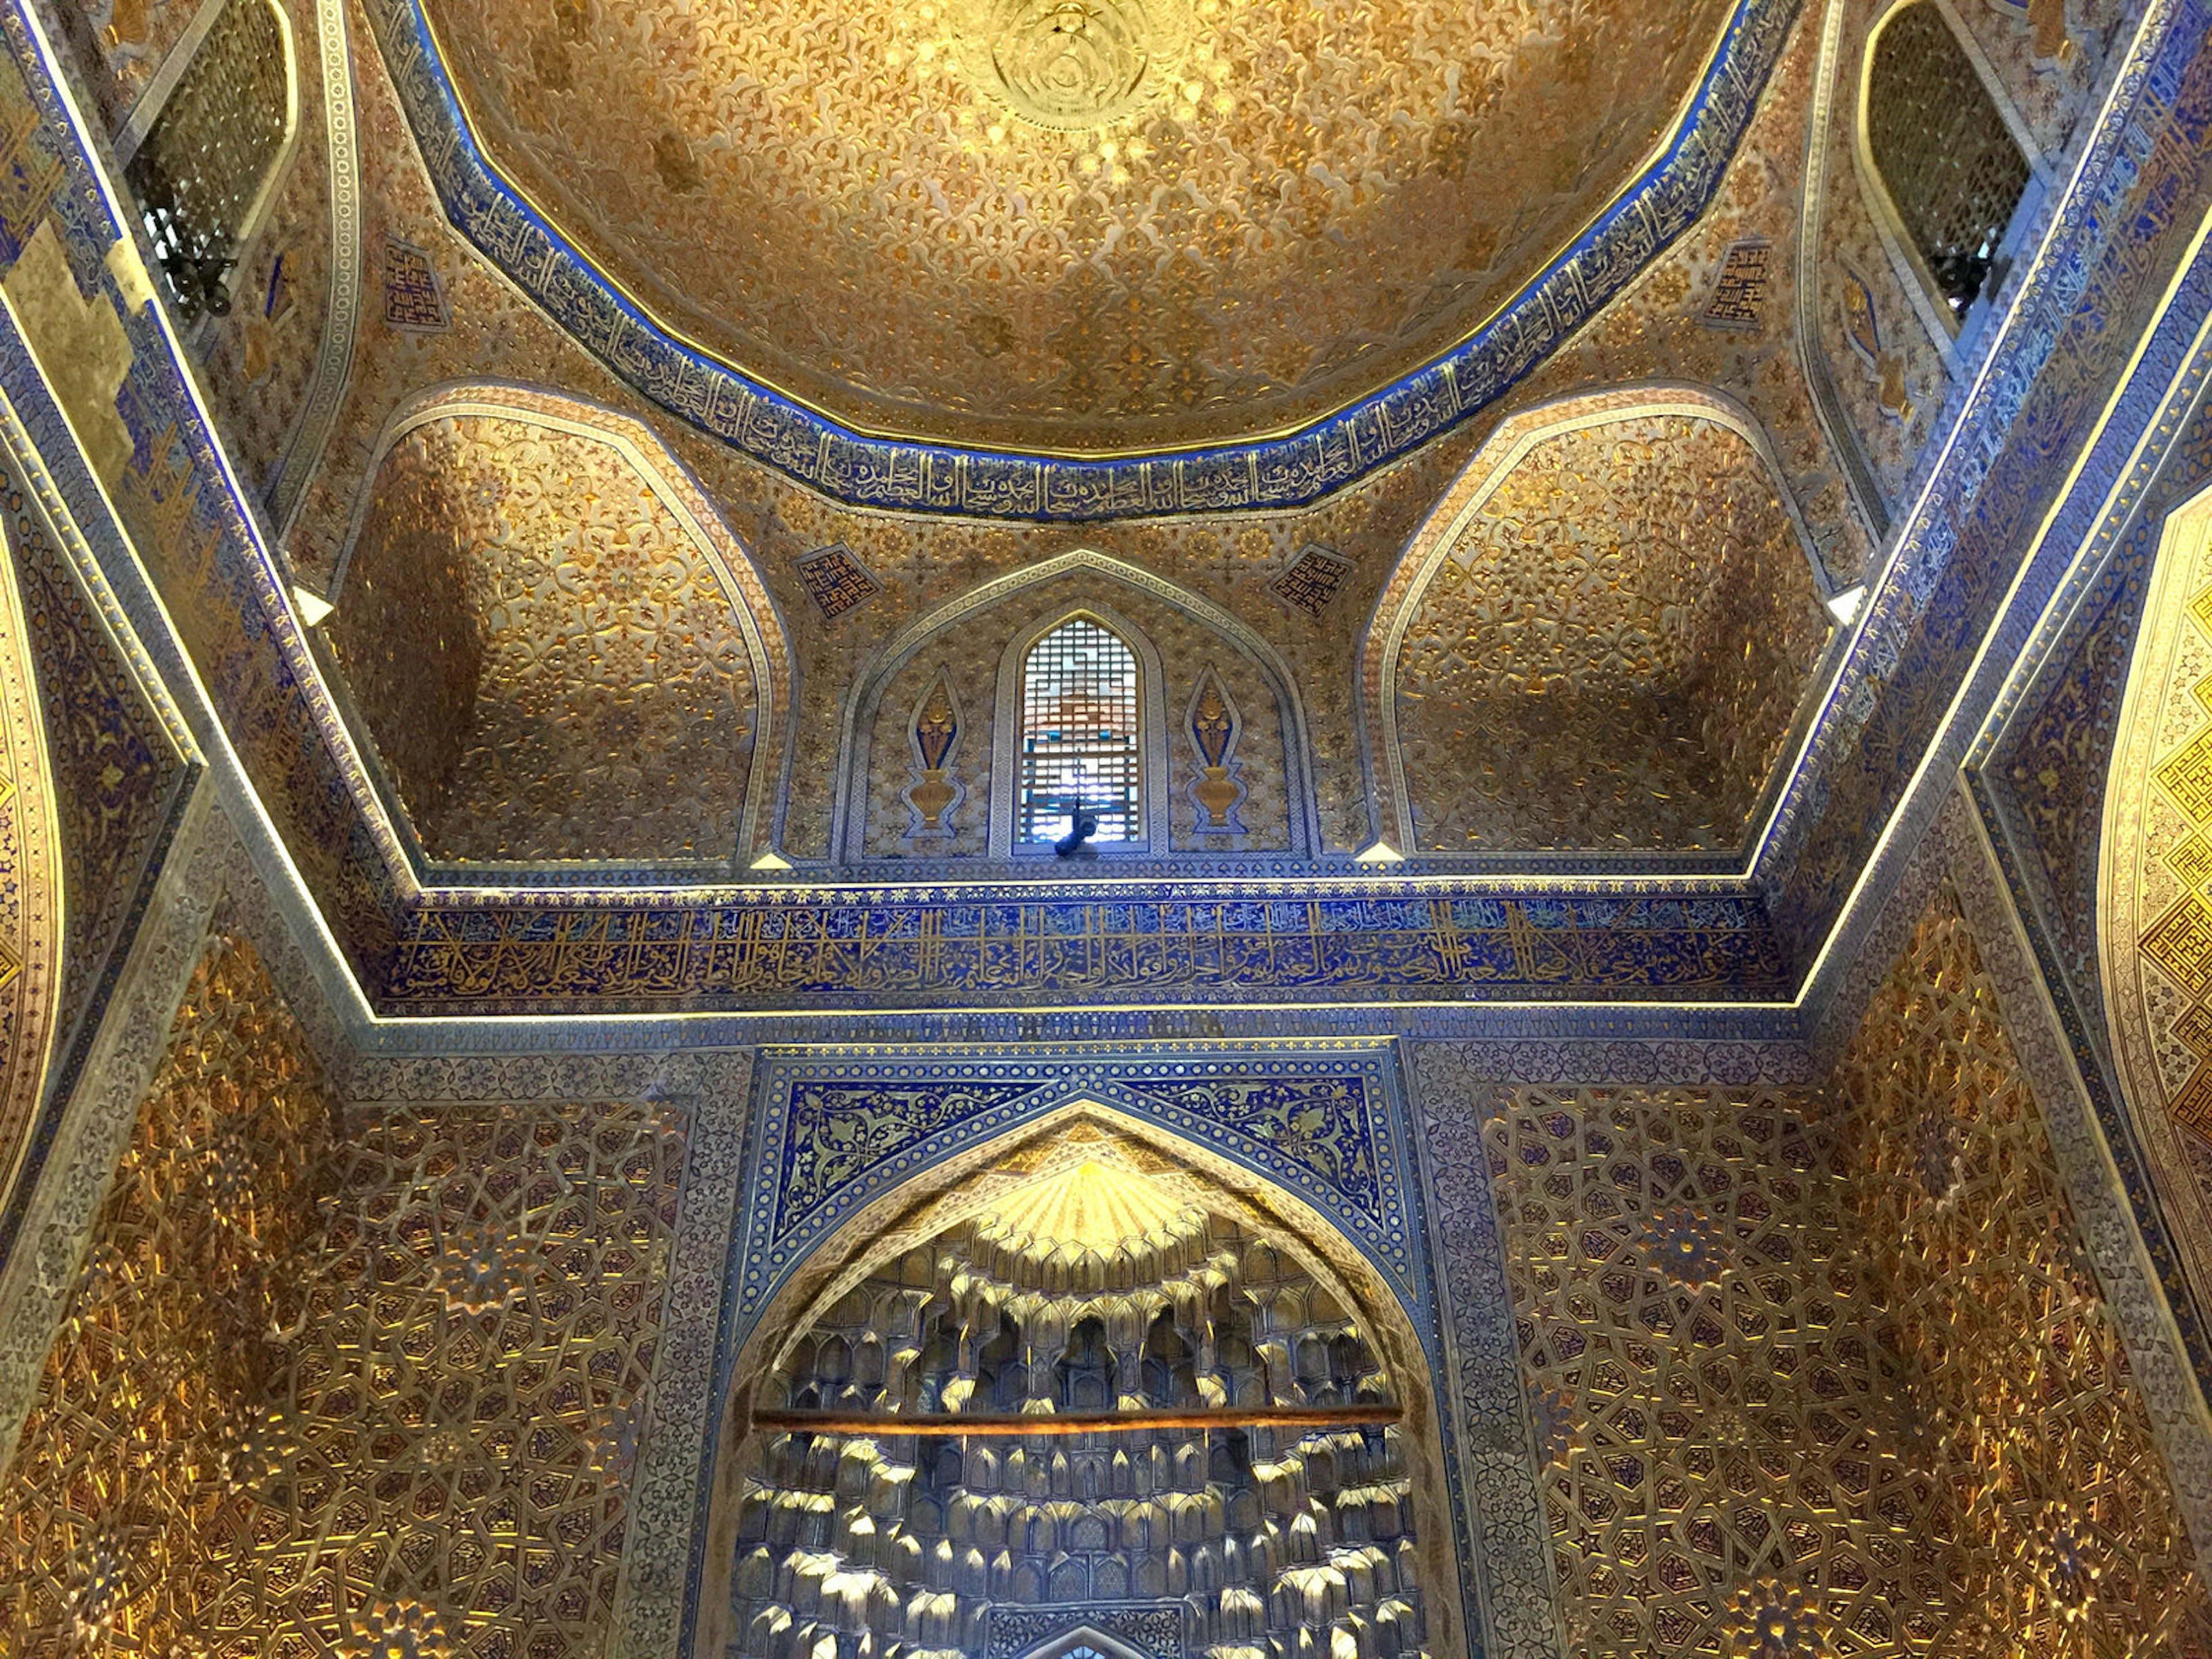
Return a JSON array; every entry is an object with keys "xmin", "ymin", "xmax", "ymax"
[
  {"xmin": 0, "ymin": 930, "xmax": 334, "ymax": 1653},
  {"xmin": 1483, "ymin": 1083, "xmax": 1956, "ymax": 1657},
  {"xmin": 0, "ymin": 492, "xmax": 62, "ymax": 1222},
  {"xmin": 1, "ymin": 476, "xmax": 184, "ymax": 1201},
  {"xmin": 417, "ymin": 0, "xmax": 1734, "ymax": 453},
  {"xmin": 1482, "ymin": 1052, "xmax": 2212, "ymax": 1657},
  {"xmin": 1836, "ymin": 884, "xmax": 2212, "ymax": 1654},
  {"xmin": 1388, "ymin": 410, "xmax": 1830, "ymax": 852},
  {"xmin": 327, "ymin": 408, "xmax": 775, "ymax": 865},
  {"xmin": 278, "ymin": 0, "xmax": 1869, "ymax": 866},
  {"xmin": 0, "ymin": 916, "xmax": 688, "ymax": 1656}
]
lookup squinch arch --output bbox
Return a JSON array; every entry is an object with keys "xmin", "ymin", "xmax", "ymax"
[
  {"xmin": 696, "ymin": 1099, "xmax": 1469, "ymax": 1659},
  {"xmin": 1359, "ymin": 386, "xmax": 1835, "ymax": 858},
  {"xmin": 321, "ymin": 382, "xmax": 796, "ymax": 871}
]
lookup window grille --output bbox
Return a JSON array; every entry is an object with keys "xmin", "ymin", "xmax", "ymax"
[
  {"xmin": 1866, "ymin": 3, "xmax": 2031, "ymax": 316},
  {"xmin": 1018, "ymin": 618, "xmax": 1141, "ymax": 846},
  {"xmin": 126, "ymin": 0, "xmax": 290, "ymax": 320}
]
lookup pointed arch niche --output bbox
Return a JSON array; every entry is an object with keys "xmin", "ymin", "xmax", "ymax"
[
  {"xmin": 695, "ymin": 1097, "xmax": 1469, "ymax": 1659},
  {"xmin": 1358, "ymin": 387, "xmax": 1838, "ymax": 859},
  {"xmin": 1855, "ymin": 0, "xmax": 2044, "ymax": 346},
  {"xmin": 2100, "ymin": 480, "xmax": 2212, "ymax": 1320},
  {"xmin": 835, "ymin": 551, "xmax": 1317, "ymax": 862},
  {"xmin": 318, "ymin": 382, "xmax": 796, "ymax": 873}
]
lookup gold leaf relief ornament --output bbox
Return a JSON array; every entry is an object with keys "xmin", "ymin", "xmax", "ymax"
[
  {"xmin": 1189, "ymin": 668, "xmax": 1243, "ymax": 831},
  {"xmin": 1637, "ymin": 1204, "xmax": 1727, "ymax": 1287},
  {"xmin": 907, "ymin": 672, "xmax": 963, "ymax": 834},
  {"xmin": 63, "ymin": 1530, "xmax": 130, "ymax": 1643},
  {"xmin": 949, "ymin": 0, "xmax": 1198, "ymax": 132},
  {"xmin": 431, "ymin": 1215, "xmax": 539, "ymax": 1315},
  {"xmin": 345, "ymin": 1600, "xmax": 453, "ymax": 1659},
  {"xmin": 1726, "ymin": 1580, "xmax": 1832, "ymax": 1658}
]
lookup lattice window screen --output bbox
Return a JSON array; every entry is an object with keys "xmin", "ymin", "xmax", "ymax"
[
  {"xmin": 1019, "ymin": 619, "xmax": 1141, "ymax": 845},
  {"xmin": 1866, "ymin": 3, "xmax": 2031, "ymax": 315},
  {"xmin": 126, "ymin": 0, "xmax": 289, "ymax": 319}
]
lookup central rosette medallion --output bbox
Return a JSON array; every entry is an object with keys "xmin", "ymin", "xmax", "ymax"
[{"xmin": 960, "ymin": 0, "xmax": 1187, "ymax": 130}]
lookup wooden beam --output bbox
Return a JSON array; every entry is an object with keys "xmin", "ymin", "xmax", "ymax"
[{"xmin": 749, "ymin": 1403, "xmax": 1400, "ymax": 1438}]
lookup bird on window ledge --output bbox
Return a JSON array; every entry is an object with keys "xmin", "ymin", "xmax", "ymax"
[{"xmin": 1055, "ymin": 799, "xmax": 1100, "ymax": 857}]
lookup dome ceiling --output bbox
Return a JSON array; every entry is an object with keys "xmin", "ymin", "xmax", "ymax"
[{"xmin": 417, "ymin": 0, "xmax": 1738, "ymax": 456}]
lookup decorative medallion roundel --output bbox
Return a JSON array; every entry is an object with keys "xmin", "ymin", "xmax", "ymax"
[{"xmin": 964, "ymin": 0, "xmax": 1181, "ymax": 130}]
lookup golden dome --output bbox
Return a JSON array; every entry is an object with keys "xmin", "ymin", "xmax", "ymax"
[{"xmin": 419, "ymin": 0, "xmax": 1733, "ymax": 454}]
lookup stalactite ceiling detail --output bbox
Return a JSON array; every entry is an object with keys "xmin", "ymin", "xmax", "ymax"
[{"xmin": 725, "ymin": 1159, "xmax": 1431, "ymax": 1659}]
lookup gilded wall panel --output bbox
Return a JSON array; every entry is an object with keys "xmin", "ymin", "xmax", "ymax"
[
  {"xmin": 2099, "ymin": 493, "xmax": 2212, "ymax": 1306},
  {"xmin": 1482, "ymin": 1082, "xmax": 1955, "ymax": 1657},
  {"xmin": 0, "ymin": 929, "xmax": 334, "ymax": 1653},
  {"xmin": 205, "ymin": 1089, "xmax": 685, "ymax": 1657},
  {"xmin": 327, "ymin": 411, "xmax": 766, "ymax": 865},
  {"xmin": 412, "ymin": 0, "xmax": 1734, "ymax": 455},
  {"xmin": 0, "ymin": 475, "xmax": 186, "ymax": 1257},
  {"xmin": 0, "ymin": 482, "xmax": 62, "ymax": 1224},
  {"xmin": 0, "ymin": 918, "xmax": 688, "ymax": 1655},
  {"xmin": 1392, "ymin": 412, "xmax": 1830, "ymax": 852},
  {"xmin": 1835, "ymin": 882, "xmax": 2212, "ymax": 1654}
]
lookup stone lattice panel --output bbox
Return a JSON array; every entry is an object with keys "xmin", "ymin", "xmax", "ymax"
[
  {"xmin": 1393, "ymin": 414, "xmax": 1828, "ymax": 851},
  {"xmin": 328, "ymin": 413, "xmax": 762, "ymax": 864},
  {"xmin": 1483, "ymin": 1084, "xmax": 1953, "ymax": 1656},
  {"xmin": 0, "ymin": 930, "xmax": 335, "ymax": 1653},
  {"xmin": 1834, "ymin": 885, "xmax": 2212, "ymax": 1656}
]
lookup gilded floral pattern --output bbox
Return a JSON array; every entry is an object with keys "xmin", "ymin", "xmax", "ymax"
[
  {"xmin": 0, "ymin": 927, "xmax": 687, "ymax": 1657},
  {"xmin": 1393, "ymin": 413, "xmax": 1830, "ymax": 851},
  {"xmin": 1836, "ymin": 885, "xmax": 2212, "ymax": 1656},
  {"xmin": 327, "ymin": 412, "xmax": 767, "ymax": 864}
]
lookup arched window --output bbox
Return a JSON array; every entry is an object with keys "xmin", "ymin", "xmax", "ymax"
[
  {"xmin": 1017, "ymin": 617, "xmax": 1142, "ymax": 846},
  {"xmin": 124, "ymin": 0, "xmax": 294, "ymax": 320},
  {"xmin": 1865, "ymin": 3, "xmax": 2033, "ymax": 319}
]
